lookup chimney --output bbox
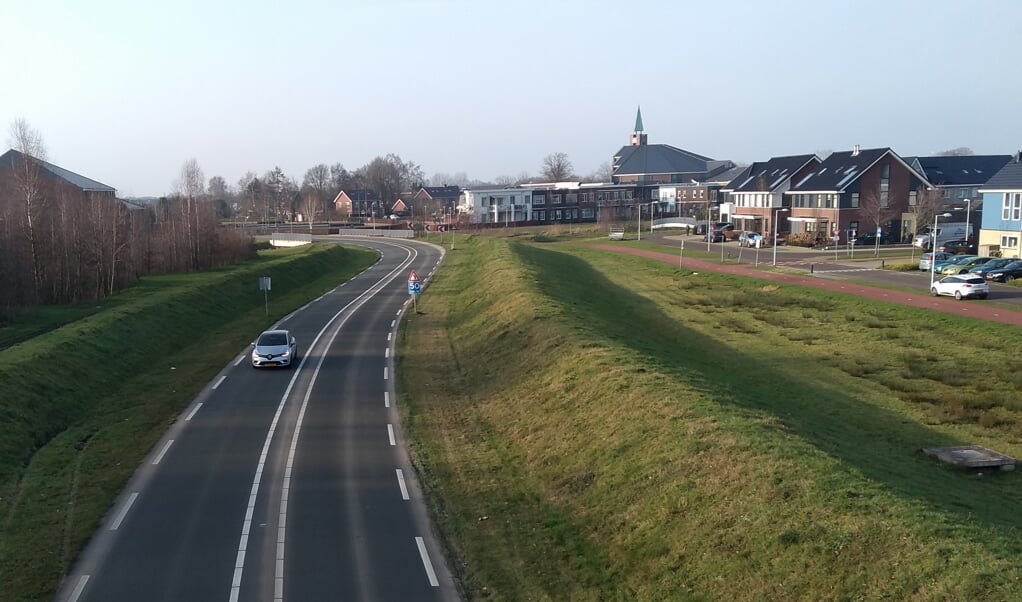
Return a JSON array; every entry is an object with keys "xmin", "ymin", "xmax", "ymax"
[{"xmin": 852, "ymin": 144, "xmax": 860, "ymax": 157}]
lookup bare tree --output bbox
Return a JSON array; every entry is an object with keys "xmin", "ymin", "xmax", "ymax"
[
  {"xmin": 8, "ymin": 118, "xmax": 48, "ymax": 301},
  {"xmin": 177, "ymin": 158, "xmax": 205, "ymax": 269},
  {"xmin": 582, "ymin": 161, "xmax": 613, "ymax": 183},
  {"xmin": 541, "ymin": 152, "xmax": 575, "ymax": 181},
  {"xmin": 858, "ymin": 187, "xmax": 898, "ymax": 243},
  {"xmin": 907, "ymin": 186, "xmax": 942, "ymax": 239},
  {"xmin": 937, "ymin": 147, "xmax": 974, "ymax": 156},
  {"xmin": 428, "ymin": 172, "xmax": 471, "ymax": 187}
]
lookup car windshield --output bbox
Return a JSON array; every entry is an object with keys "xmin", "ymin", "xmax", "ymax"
[{"xmin": 257, "ymin": 332, "xmax": 288, "ymax": 346}]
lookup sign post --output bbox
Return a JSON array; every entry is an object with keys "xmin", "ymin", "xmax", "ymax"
[
  {"xmin": 258, "ymin": 276, "xmax": 271, "ymax": 315},
  {"xmin": 407, "ymin": 269, "xmax": 422, "ymax": 313}
]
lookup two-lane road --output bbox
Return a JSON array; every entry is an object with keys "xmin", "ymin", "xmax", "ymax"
[{"xmin": 58, "ymin": 238, "xmax": 458, "ymax": 602}]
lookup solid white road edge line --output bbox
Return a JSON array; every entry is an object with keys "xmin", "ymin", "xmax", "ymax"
[
  {"xmin": 415, "ymin": 537, "xmax": 440, "ymax": 587},
  {"xmin": 68, "ymin": 575, "xmax": 89, "ymax": 602},
  {"xmin": 185, "ymin": 402, "xmax": 203, "ymax": 421},
  {"xmin": 212, "ymin": 375, "xmax": 227, "ymax": 390},
  {"xmin": 388, "ymin": 424, "xmax": 396, "ymax": 446},
  {"xmin": 110, "ymin": 492, "xmax": 139, "ymax": 531},
  {"xmin": 152, "ymin": 440, "xmax": 174, "ymax": 465},
  {"xmin": 396, "ymin": 469, "xmax": 410, "ymax": 500}
]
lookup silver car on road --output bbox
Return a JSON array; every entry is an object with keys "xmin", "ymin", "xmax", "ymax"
[{"xmin": 251, "ymin": 329, "xmax": 298, "ymax": 368}]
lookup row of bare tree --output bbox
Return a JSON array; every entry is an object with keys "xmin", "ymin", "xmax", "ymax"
[{"xmin": 1, "ymin": 121, "xmax": 254, "ymax": 310}]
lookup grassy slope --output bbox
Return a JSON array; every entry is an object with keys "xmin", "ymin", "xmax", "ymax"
[
  {"xmin": 398, "ymin": 235, "xmax": 1022, "ymax": 601},
  {"xmin": 0, "ymin": 243, "xmax": 377, "ymax": 601}
]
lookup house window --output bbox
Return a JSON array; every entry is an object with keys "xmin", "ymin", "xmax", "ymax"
[
  {"xmin": 553, "ymin": 209, "xmax": 562, "ymax": 220},
  {"xmin": 1015, "ymin": 192, "xmax": 1022, "ymax": 221},
  {"xmin": 535, "ymin": 210, "xmax": 546, "ymax": 221},
  {"xmin": 625, "ymin": 190, "xmax": 633, "ymax": 200},
  {"xmin": 566, "ymin": 193, "xmax": 578, "ymax": 204},
  {"xmin": 908, "ymin": 191, "xmax": 917, "ymax": 206},
  {"xmin": 849, "ymin": 221, "xmax": 860, "ymax": 236},
  {"xmin": 806, "ymin": 221, "xmax": 817, "ymax": 232},
  {"xmin": 552, "ymin": 194, "xmax": 562, "ymax": 204},
  {"xmin": 880, "ymin": 190, "xmax": 889, "ymax": 208},
  {"xmin": 534, "ymin": 194, "xmax": 546, "ymax": 206},
  {"xmin": 582, "ymin": 208, "xmax": 594, "ymax": 219},
  {"xmin": 851, "ymin": 193, "xmax": 859, "ymax": 208},
  {"xmin": 1001, "ymin": 235, "xmax": 1019, "ymax": 249}
]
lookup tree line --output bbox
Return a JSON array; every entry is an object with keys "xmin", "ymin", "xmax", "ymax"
[{"xmin": 0, "ymin": 121, "xmax": 254, "ymax": 312}]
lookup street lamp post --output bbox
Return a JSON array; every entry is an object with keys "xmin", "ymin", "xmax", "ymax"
[
  {"xmin": 930, "ymin": 212, "xmax": 953, "ymax": 289},
  {"xmin": 964, "ymin": 197, "xmax": 972, "ymax": 248},
  {"xmin": 772, "ymin": 208, "xmax": 789, "ymax": 266}
]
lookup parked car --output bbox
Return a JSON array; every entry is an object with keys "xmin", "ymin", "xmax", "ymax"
[
  {"xmin": 713, "ymin": 222, "xmax": 734, "ymax": 231},
  {"xmin": 738, "ymin": 231, "xmax": 764, "ymax": 247},
  {"xmin": 705, "ymin": 229, "xmax": 727, "ymax": 243},
  {"xmin": 931, "ymin": 254, "xmax": 978, "ymax": 273},
  {"xmin": 852, "ymin": 233, "xmax": 888, "ymax": 246},
  {"xmin": 918, "ymin": 251, "xmax": 951, "ymax": 271},
  {"xmin": 937, "ymin": 256, "xmax": 996, "ymax": 275},
  {"xmin": 968, "ymin": 258, "xmax": 1013, "ymax": 277},
  {"xmin": 930, "ymin": 275, "xmax": 989, "ymax": 300},
  {"xmin": 251, "ymin": 329, "xmax": 298, "ymax": 368},
  {"xmin": 938, "ymin": 239, "xmax": 976, "ymax": 254},
  {"xmin": 985, "ymin": 260, "xmax": 1022, "ymax": 283}
]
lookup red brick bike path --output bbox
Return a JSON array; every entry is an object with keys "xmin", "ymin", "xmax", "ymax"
[{"xmin": 589, "ymin": 244, "xmax": 1022, "ymax": 328}]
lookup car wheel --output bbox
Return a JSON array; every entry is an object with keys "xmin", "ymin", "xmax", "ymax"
[
  {"xmin": 954, "ymin": 291, "xmax": 963, "ymax": 300},
  {"xmin": 958, "ymin": 269, "xmax": 968, "ymax": 274},
  {"xmin": 930, "ymin": 287, "xmax": 939, "ymax": 297},
  {"xmin": 1007, "ymin": 275, "xmax": 1015, "ymax": 282}
]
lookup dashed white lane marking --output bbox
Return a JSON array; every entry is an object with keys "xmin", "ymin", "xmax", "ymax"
[
  {"xmin": 391, "ymin": 320, "xmax": 396, "ymax": 328},
  {"xmin": 68, "ymin": 575, "xmax": 89, "ymax": 602},
  {"xmin": 212, "ymin": 375, "xmax": 227, "ymax": 390},
  {"xmin": 384, "ymin": 392, "xmax": 390, "ymax": 408},
  {"xmin": 385, "ymin": 347, "xmax": 390, "ymax": 358},
  {"xmin": 234, "ymin": 354, "xmax": 246, "ymax": 367},
  {"xmin": 388, "ymin": 424, "xmax": 396, "ymax": 446},
  {"xmin": 384, "ymin": 367, "xmax": 389, "ymax": 380},
  {"xmin": 110, "ymin": 492, "xmax": 139, "ymax": 530},
  {"xmin": 396, "ymin": 310, "xmax": 401, "ymax": 316},
  {"xmin": 396, "ymin": 469, "xmax": 410, "ymax": 500},
  {"xmin": 388, "ymin": 332, "xmax": 392, "ymax": 341},
  {"xmin": 185, "ymin": 402, "xmax": 203, "ymax": 421},
  {"xmin": 415, "ymin": 537, "xmax": 440, "ymax": 587},
  {"xmin": 152, "ymin": 440, "xmax": 174, "ymax": 465}
]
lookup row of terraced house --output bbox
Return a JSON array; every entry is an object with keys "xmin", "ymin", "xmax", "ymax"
[{"xmin": 431, "ymin": 110, "xmax": 1021, "ymax": 257}]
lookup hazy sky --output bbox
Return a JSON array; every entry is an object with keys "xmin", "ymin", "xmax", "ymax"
[{"xmin": 2, "ymin": 0, "xmax": 1020, "ymax": 197}]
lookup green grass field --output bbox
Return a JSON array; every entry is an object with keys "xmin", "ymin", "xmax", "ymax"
[
  {"xmin": 398, "ymin": 235, "xmax": 1022, "ymax": 601},
  {"xmin": 0, "ymin": 243, "xmax": 377, "ymax": 601}
]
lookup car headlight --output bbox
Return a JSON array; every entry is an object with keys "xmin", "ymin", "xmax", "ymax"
[{"xmin": 281, "ymin": 350, "xmax": 290, "ymax": 357}]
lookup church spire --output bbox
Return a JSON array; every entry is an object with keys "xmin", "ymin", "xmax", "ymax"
[{"xmin": 629, "ymin": 106, "xmax": 648, "ymax": 146}]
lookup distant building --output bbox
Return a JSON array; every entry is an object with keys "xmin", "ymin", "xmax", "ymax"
[
  {"xmin": 0, "ymin": 148, "xmax": 117, "ymax": 201},
  {"xmin": 721, "ymin": 154, "xmax": 821, "ymax": 235},
  {"xmin": 978, "ymin": 151, "xmax": 1022, "ymax": 258},
  {"xmin": 332, "ymin": 189, "xmax": 380, "ymax": 218}
]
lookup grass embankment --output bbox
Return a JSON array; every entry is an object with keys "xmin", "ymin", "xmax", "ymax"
[
  {"xmin": 0, "ymin": 243, "xmax": 377, "ymax": 601},
  {"xmin": 399, "ymin": 235, "xmax": 1022, "ymax": 601}
]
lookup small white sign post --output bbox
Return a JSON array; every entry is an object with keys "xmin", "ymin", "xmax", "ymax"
[
  {"xmin": 407, "ymin": 270, "xmax": 422, "ymax": 313},
  {"xmin": 258, "ymin": 276, "xmax": 271, "ymax": 315}
]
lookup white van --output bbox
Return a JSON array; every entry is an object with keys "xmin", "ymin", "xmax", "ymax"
[{"xmin": 913, "ymin": 223, "xmax": 970, "ymax": 249}]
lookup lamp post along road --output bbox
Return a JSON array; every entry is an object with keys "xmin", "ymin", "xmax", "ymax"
[
  {"xmin": 772, "ymin": 208, "xmax": 789, "ymax": 266},
  {"xmin": 930, "ymin": 212, "xmax": 953, "ymax": 289},
  {"xmin": 965, "ymin": 197, "xmax": 972, "ymax": 246}
]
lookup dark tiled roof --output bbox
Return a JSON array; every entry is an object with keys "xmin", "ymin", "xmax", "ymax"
[
  {"xmin": 787, "ymin": 147, "xmax": 924, "ymax": 193},
  {"xmin": 613, "ymin": 144, "xmax": 716, "ymax": 176},
  {"xmin": 981, "ymin": 153, "xmax": 1022, "ymax": 190},
  {"xmin": 704, "ymin": 164, "xmax": 750, "ymax": 185},
  {"xmin": 420, "ymin": 185, "xmax": 461, "ymax": 199},
  {"xmin": 916, "ymin": 155, "xmax": 1013, "ymax": 186},
  {"xmin": 340, "ymin": 188, "xmax": 380, "ymax": 201},
  {"xmin": 724, "ymin": 154, "xmax": 819, "ymax": 192},
  {"xmin": 1, "ymin": 149, "xmax": 116, "ymax": 193}
]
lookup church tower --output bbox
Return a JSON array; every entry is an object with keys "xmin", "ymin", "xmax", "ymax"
[{"xmin": 629, "ymin": 106, "xmax": 647, "ymax": 146}]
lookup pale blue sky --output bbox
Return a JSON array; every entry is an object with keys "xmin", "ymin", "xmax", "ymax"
[{"xmin": 2, "ymin": 0, "xmax": 1020, "ymax": 197}]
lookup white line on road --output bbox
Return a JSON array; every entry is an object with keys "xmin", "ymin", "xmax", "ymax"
[
  {"xmin": 387, "ymin": 332, "xmax": 392, "ymax": 341},
  {"xmin": 67, "ymin": 575, "xmax": 89, "ymax": 602},
  {"xmin": 388, "ymin": 424, "xmax": 396, "ymax": 446},
  {"xmin": 384, "ymin": 392, "xmax": 390, "ymax": 408},
  {"xmin": 391, "ymin": 319, "xmax": 396, "ymax": 328},
  {"xmin": 385, "ymin": 347, "xmax": 390, "ymax": 358},
  {"xmin": 185, "ymin": 402, "xmax": 203, "ymax": 421},
  {"xmin": 234, "ymin": 354, "xmax": 246, "ymax": 367},
  {"xmin": 110, "ymin": 492, "xmax": 139, "ymax": 530},
  {"xmin": 396, "ymin": 309, "xmax": 402, "ymax": 316},
  {"xmin": 212, "ymin": 375, "xmax": 227, "ymax": 390},
  {"xmin": 384, "ymin": 367, "xmax": 389, "ymax": 380},
  {"xmin": 415, "ymin": 537, "xmax": 440, "ymax": 587},
  {"xmin": 396, "ymin": 469, "xmax": 410, "ymax": 500},
  {"xmin": 152, "ymin": 440, "xmax": 174, "ymax": 465}
]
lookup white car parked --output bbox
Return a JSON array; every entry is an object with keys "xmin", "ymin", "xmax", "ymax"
[{"xmin": 930, "ymin": 275, "xmax": 989, "ymax": 300}]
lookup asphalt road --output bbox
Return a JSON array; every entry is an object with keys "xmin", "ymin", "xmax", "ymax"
[{"xmin": 57, "ymin": 237, "xmax": 459, "ymax": 602}]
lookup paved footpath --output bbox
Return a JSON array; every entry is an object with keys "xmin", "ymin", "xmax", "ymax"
[{"xmin": 589, "ymin": 243, "xmax": 1022, "ymax": 328}]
